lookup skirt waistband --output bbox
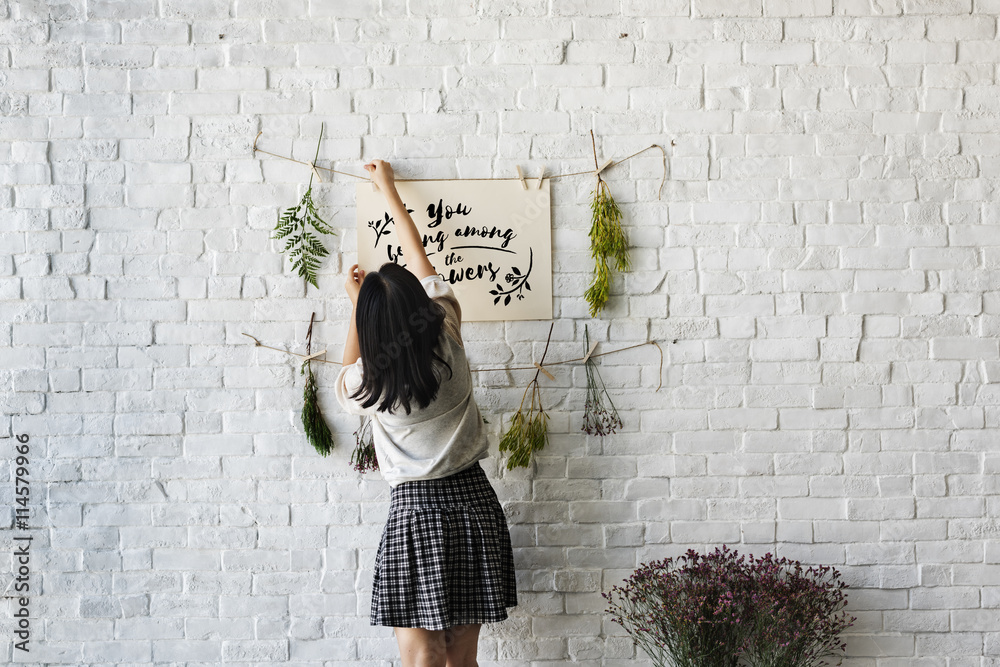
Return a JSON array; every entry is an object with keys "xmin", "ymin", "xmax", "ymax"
[{"xmin": 389, "ymin": 462, "xmax": 496, "ymax": 511}]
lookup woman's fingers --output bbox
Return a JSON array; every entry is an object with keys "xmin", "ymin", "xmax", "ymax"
[
  {"xmin": 347, "ymin": 264, "xmax": 365, "ymax": 287},
  {"xmin": 364, "ymin": 160, "xmax": 390, "ymax": 175},
  {"xmin": 346, "ymin": 265, "xmax": 360, "ymax": 289},
  {"xmin": 364, "ymin": 160, "xmax": 394, "ymax": 194},
  {"xmin": 364, "ymin": 162, "xmax": 380, "ymax": 190}
]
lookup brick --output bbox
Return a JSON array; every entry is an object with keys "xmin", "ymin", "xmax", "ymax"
[
  {"xmin": 495, "ymin": 41, "xmax": 564, "ymax": 65},
  {"xmin": 746, "ymin": 41, "xmax": 815, "ymax": 64},
  {"xmin": 85, "ymin": 45, "xmax": 154, "ymax": 68},
  {"xmin": 501, "ymin": 111, "xmax": 570, "ymax": 134},
  {"xmin": 693, "ymin": 0, "xmax": 763, "ymax": 17},
  {"xmin": 86, "ymin": 0, "xmax": 157, "ymax": 19}
]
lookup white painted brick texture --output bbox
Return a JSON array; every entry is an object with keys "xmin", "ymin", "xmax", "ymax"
[{"xmin": 3, "ymin": 0, "xmax": 1000, "ymax": 665}]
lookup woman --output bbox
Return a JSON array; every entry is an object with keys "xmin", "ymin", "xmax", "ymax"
[{"xmin": 335, "ymin": 159, "xmax": 518, "ymax": 667}]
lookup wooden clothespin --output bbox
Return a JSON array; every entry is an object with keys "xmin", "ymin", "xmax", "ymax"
[
  {"xmin": 582, "ymin": 340, "xmax": 599, "ymax": 364},
  {"xmin": 533, "ymin": 361, "xmax": 555, "ymax": 381},
  {"xmin": 595, "ymin": 158, "xmax": 614, "ymax": 177},
  {"xmin": 311, "ymin": 163, "xmax": 323, "ymax": 183},
  {"xmin": 302, "ymin": 349, "xmax": 327, "ymax": 362},
  {"xmin": 536, "ymin": 165, "xmax": 545, "ymax": 189},
  {"xmin": 516, "ymin": 165, "xmax": 528, "ymax": 190}
]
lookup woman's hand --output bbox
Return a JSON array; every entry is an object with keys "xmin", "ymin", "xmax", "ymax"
[
  {"xmin": 345, "ymin": 263, "xmax": 366, "ymax": 306},
  {"xmin": 363, "ymin": 159, "xmax": 395, "ymax": 193}
]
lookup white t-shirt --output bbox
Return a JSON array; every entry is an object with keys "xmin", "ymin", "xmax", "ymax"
[{"xmin": 334, "ymin": 274, "xmax": 489, "ymax": 487}]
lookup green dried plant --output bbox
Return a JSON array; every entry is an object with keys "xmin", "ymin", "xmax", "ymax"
[
  {"xmin": 584, "ymin": 178, "xmax": 631, "ymax": 317},
  {"xmin": 298, "ymin": 312, "xmax": 334, "ymax": 457},
  {"xmin": 272, "ymin": 123, "xmax": 336, "ymax": 289},
  {"xmin": 581, "ymin": 326, "xmax": 622, "ymax": 436},
  {"xmin": 498, "ymin": 379, "xmax": 549, "ymax": 470},
  {"xmin": 498, "ymin": 323, "xmax": 554, "ymax": 470},
  {"xmin": 300, "ymin": 359, "xmax": 334, "ymax": 457}
]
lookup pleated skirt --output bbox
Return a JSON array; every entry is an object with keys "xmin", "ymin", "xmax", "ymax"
[{"xmin": 370, "ymin": 461, "xmax": 518, "ymax": 630}]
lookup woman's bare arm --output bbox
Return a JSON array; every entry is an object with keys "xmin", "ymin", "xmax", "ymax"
[
  {"xmin": 343, "ymin": 264, "xmax": 364, "ymax": 366},
  {"xmin": 364, "ymin": 160, "xmax": 437, "ymax": 280}
]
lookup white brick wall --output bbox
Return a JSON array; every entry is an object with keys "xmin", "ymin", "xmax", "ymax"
[{"xmin": 3, "ymin": 0, "xmax": 1000, "ymax": 664}]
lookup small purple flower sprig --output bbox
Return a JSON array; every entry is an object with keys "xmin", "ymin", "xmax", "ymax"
[
  {"xmin": 604, "ymin": 546, "xmax": 856, "ymax": 667},
  {"xmin": 350, "ymin": 416, "xmax": 378, "ymax": 474},
  {"xmin": 581, "ymin": 326, "xmax": 622, "ymax": 437},
  {"xmin": 741, "ymin": 552, "xmax": 855, "ymax": 667}
]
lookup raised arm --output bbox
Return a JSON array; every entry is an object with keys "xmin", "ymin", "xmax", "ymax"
[
  {"xmin": 343, "ymin": 264, "xmax": 364, "ymax": 367},
  {"xmin": 364, "ymin": 159, "xmax": 437, "ymax": 280}
]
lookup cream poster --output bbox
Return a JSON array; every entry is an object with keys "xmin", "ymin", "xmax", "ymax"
[{"xmin": 356, "ymin": 179, "xmax": 552, "ymax": 321}]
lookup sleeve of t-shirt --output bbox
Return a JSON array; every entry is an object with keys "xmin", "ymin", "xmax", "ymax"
[
  {"xmin": 334, "ymin": 359, "xmax": 373, "ymax": 416},
  {"xmin": 420, "ymin": 274, "xmax": 463, "ymax": 346}
]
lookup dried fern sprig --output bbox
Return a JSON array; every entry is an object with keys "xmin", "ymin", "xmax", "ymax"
[
  {"xmin": 271, "ymin": 123, "xmax": 337, "ymax": 289},
  {"xmin": 351, "ymin": 416, "xmax": 378, "ymax": 474},
  {"xmin": 581, "ymin": 326, "xmax": 622, "ymax": 436}
]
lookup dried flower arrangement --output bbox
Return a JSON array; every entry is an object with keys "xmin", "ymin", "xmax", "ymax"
[
  {"xmin": 498, "ymin": 377, "xmax": 549, "ymax": 471},
  {"xmin": 605, "ymin": 546, "xmax": 855, "ymax": 667},
  {"xmin": 740, "ymin": 554, "xmax": 854, "ymax": 667},
  {"xmin": 498, "ymin": 323, "xmax": 554, "ymax": 470},
  {"xmin": 271, "ymin": 124, "xmax": 337, "ymax": 289},
  {"xmin": 584, "ymin": 131, "xmax": 631, "ymax": 317},
  {"xmin": 350, "ymin": 416, "xmax": 378, "ymax": 474},
  {"xmin": 581, "ymin": 326, "xmax": 622, "ymax": 436}
]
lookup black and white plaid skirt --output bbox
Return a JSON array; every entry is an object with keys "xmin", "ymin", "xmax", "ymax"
[{"xmin": 370, "ymin": 461, "xmax": 518, "ymax": 630}]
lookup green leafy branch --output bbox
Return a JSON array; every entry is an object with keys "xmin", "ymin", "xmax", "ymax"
[
  {"xmin": 499, "ymin": 381, "xmax": 548, "ymax": 470},
  {"xmin": 271, "ymin": 123, "xmax": 337, "ymax": 289},
  {"xmin": 584, "ymin": 131, "xmax": 631, "ymax": 318},
  {"xmin": 498, "ymin": 322, "xmax": 554, "ymax": 470},
  {"xmin": 300, "ymin": 312, "xmax": 335, "ymax": 456}
]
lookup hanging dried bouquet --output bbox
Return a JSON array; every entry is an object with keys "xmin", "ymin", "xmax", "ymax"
[
  {"xmin": 584, "ymin": 131, "xmax": 631, "ymax": 317},
  {"xmin": 498, "ymin": 323, "xmax": 554, "ymax": 470},
  {"xmin": 581, "ymin": 326, "xmax": 622, "ymax": 436}
]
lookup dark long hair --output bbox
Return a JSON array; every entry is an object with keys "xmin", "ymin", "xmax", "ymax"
[{"xmin": 350, "ymin": 262, "xmax": 453, "ymax": 414}]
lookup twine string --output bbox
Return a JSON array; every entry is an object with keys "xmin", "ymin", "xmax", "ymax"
[
  {"xmin": 241, "ymin": 331, "xmax": 663, "ymax": 391},
  {"xmin": 252, "ymin": 131, "xmax": 667, "ymax": 196}
]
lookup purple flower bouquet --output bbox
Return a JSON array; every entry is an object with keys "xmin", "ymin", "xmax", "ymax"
[{"xmin": 604, "ymin": 546, "xmax": 855, "ymax": 667}]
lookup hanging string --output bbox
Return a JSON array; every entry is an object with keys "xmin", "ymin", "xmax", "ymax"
[
  {"xmin": 253, "ymin": 132, "xmax": 364, "ymax": 182},
  {"xmin": 252, "ymin": 132, "xmax": 668, "ymax": 199},
  {"xmin": 241, "ymin": 332, "xmax": 663, "ymax": 391}
]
